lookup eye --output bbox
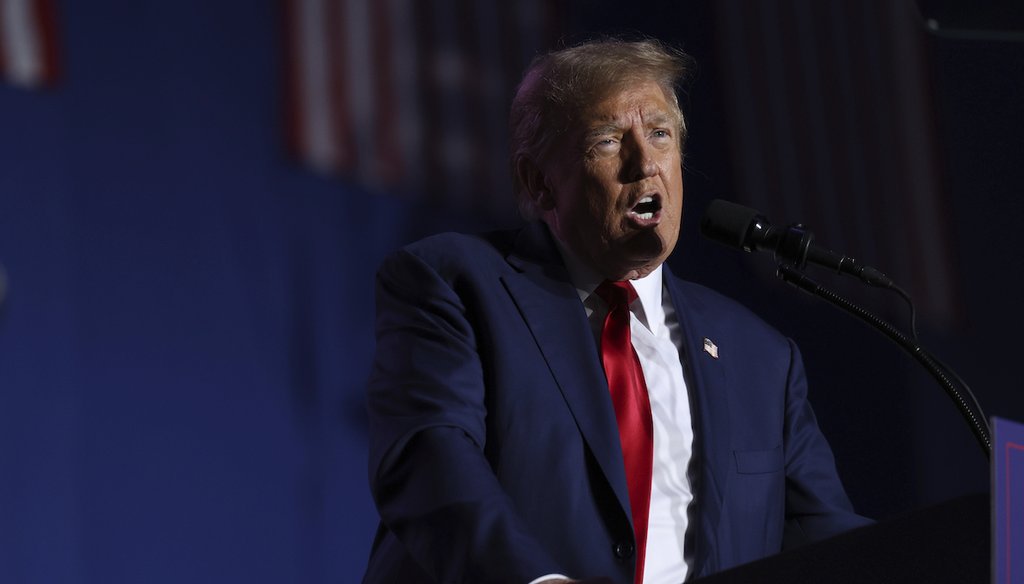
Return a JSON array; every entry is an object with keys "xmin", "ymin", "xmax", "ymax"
[
  {"xmin": 650, "ymin": 128, "xmax": 675, "ymax": 149},
  {"xmin": 589, "ymin": 137, "xmax": 620, "ymax": 156}
]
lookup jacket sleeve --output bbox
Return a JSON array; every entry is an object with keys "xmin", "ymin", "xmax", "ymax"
[
  {"xmin": 780, "ymin": 338, "xmax": 873, "ymax": 546},
  {"xmin": 365, "ymin": 247, "xmax": 562, "ymax": 583}
]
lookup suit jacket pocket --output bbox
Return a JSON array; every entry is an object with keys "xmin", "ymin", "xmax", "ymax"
[{"xmin": 733, "ymin": 445, "xmax": 783, "ymax": 474}]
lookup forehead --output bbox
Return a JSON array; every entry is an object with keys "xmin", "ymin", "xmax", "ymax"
[{"xmin": 579, "ymin": 79, "xmax": 676, "ymax": 127}]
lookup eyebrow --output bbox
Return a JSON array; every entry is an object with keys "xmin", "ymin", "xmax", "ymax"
[
  {"xmin": 582, "ymin": 123, "xmax": 623, "ymax": 143},
  {"xmin": 582, "ymin": 112, "xmax": 678, "ymax": 141}
]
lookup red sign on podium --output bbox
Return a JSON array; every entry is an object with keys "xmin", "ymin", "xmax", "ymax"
[{"xmin": 994, "ymin": 416, "xmax": 1024, "ymax": 584}]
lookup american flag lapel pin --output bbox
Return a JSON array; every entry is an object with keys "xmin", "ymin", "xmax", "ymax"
[{"xmin": 703, "ymin": 337, "xmax": 719, "ymax": 359}]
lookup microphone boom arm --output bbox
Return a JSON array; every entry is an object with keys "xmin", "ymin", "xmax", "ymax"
[{"xmin": 776, "ymin": 263, "xmax": 993, "ymax": 458}]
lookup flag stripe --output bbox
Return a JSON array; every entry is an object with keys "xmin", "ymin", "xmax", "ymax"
[
  {"xmin": 0, "ymin": 1, "xmax": 9, "ymax": 77},
  {"xmin": 291, "ymin": 0, "xmax": 339, "ymax": 170},
  {"xmin": 280, "ymin": 0, "xmax": 304, "ymax": 162},
  {"xmin": 343, "ymin": 0, "xmax": 383, "ymax": 183},
  {"xmin": 0, "ymin": 0, "xmax": 58, "ymax": 87},
  {"xmin": 368, "ymin": 0, "xmax": 402, "ymax": 181},
  {"xmin": 33, "ymin": 0, "xmax": 57, "ymax": 82},
  {"xmin": 385, "ymin": 0, "xmax": 422, "ymax": 188},
  {"xmin": 1, "ymin": 0, "xmax": 43, "ymax": 85},
  {"xmin": 412, "ymin": 0, "xmax": 444, "ymax": 197},
  {"xmin": 326, "ymin": 0, "xmax": 356, "ymax": 171},
  {"xmin": 281, "ymin": 0, "xmax": 563, "ymax": 211}
]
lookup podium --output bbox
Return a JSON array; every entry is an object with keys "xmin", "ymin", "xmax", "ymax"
[{"xmin": 690, "ymin": 494, "xmax": 989, "ymax": 584}]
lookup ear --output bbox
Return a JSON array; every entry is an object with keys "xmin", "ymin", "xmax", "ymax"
[{"xmin": 515, "ymin": 156, "xmax": 556, "ymax": 212}]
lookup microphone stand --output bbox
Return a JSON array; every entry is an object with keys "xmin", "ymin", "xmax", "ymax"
[{"xmin": 775, "ymin": 263, "xmax": 992, "ymax": 459}]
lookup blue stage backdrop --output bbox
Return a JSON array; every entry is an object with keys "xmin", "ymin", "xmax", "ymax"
[{"xmin": 1, "ymin": 1, "xmax": 1022, "ymax": 583}]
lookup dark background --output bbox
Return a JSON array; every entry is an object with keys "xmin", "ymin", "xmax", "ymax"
[{"xmin": 1, "ymin": 1, "xmax": 1021, "ymax": 582}]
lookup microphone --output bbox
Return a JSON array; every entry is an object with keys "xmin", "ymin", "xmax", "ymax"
[{"xmin": 699, "ymin": 199, "xmax": 893, "ymax": 288}]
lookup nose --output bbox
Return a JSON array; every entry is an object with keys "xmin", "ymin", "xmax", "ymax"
[{"xmin": 622, "ymin": 135, "xmax": 659, "ymax": 183}]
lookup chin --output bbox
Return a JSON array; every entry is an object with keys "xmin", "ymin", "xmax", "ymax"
[
  {"xmin": 628, "ymin": 230, "xmax": 670, "ymax": 261},
  {"xmin": 630, "ymin": 264, "xmax": 660, "ymax": 280},
  {"xmin": 605, "ymin": 255, "xmax": 660, "ymax": 281}
]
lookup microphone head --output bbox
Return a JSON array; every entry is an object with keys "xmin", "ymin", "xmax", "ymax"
[{"xmin": 700, "ymin": 199, "xmax": 764, "ymax": 251}]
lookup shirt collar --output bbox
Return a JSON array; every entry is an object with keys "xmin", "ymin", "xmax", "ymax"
[{"xmin": 551, "ymin": 235, "xmax": 665, "ymax": 332}]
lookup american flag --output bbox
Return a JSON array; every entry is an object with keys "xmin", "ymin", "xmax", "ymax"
[
  {"xmin": 0, "ymin": 0, "xmax": 59, "ymax": 88},
  {"xmin": 281, "ymin": 0, "xmax": 565, "ymax": 214},
  {"xmin": 712, "ymin": 0, "xmax": 961, "ymax": 326}
]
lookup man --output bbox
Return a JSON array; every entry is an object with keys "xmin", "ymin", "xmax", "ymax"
[{"xmin": 363, "ymin": 39, "xmax": 869, "ymax": 584}]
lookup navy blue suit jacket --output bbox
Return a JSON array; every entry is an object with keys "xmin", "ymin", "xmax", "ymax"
[{"xmin": 363, "ymin": 222, "xmax": 869, "ymax": 583}]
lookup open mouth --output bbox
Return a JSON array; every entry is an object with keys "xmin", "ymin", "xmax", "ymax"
[{"xmin": 629, "ymin": 194, "xmax": 662, "ymax": 222}]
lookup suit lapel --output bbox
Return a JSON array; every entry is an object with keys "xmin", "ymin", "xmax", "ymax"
[
  {"xmin": 664, "ymin": 269, "xmax": 731, "ymax": 577},
  {"xmin": 501, "ymin": 222, "xmax": 633, "ymax": 517}
]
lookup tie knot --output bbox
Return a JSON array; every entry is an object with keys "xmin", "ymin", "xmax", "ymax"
[{"xmin": 595, "ymin": 279, "xmax": 638, "ymax": 308}]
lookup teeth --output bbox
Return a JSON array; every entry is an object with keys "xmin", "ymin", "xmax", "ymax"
[
  {"xmin": 638, "ymin": 196, "xmax": 654, "ymax": 204},
  {"xmin": 637, "ymin": 212, "xmax": 653, "ymax": 220}
]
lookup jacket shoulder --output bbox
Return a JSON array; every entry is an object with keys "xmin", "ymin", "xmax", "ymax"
[
  {"xmin": 668, "ymin": 276, "xmax": 789, "ymax": 345},
  {"xmin": 376, "ymin": 229, "xmax": 522, "ymax": 288}
]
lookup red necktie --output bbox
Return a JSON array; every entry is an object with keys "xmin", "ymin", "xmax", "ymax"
[{"xmin": 595, "ymin": 280, "xmax": 653, "ymax": 584}]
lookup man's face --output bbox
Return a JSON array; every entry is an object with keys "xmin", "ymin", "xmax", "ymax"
[{"xmin": 539, "ymin": 80, "xmax": 684, "ymax": 281}]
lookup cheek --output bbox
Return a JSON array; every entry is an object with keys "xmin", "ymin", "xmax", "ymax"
[
  {"xmin": 581, "ymin": 184, "xmax": 617, "ymax": 221},
  {"xmin": 668, "ymin": 173, "xmax": 684, "ymax": 212}
]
